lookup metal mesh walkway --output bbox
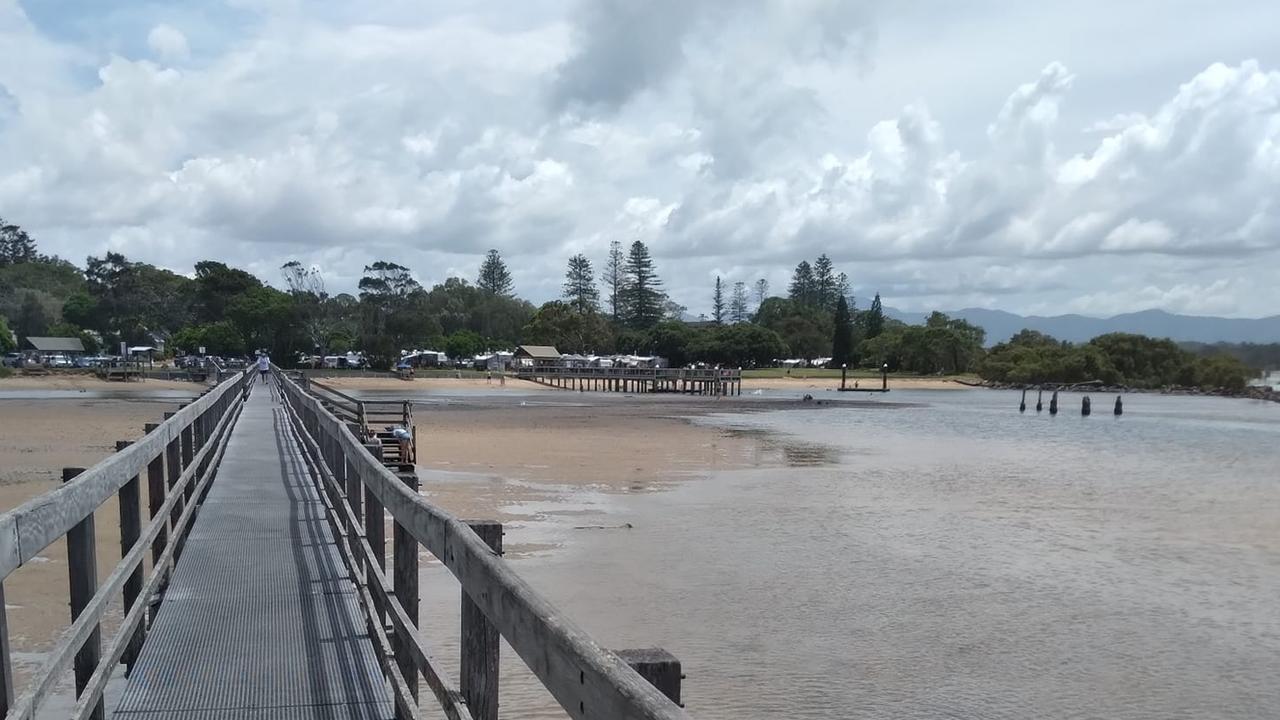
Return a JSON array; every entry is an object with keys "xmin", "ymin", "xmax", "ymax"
[{"xmin": 115, "ymin": 383, "xmax": 394, "ymax": 719}]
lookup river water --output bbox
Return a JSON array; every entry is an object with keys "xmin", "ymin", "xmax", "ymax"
[{"xmin": 413, "ymin": 389, "xmax": 1279, "ymax": 719}]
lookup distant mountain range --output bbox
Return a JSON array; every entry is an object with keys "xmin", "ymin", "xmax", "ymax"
[{"xmin": 884, "ymin": 308, "xmax": 1280, "ymax": 346}]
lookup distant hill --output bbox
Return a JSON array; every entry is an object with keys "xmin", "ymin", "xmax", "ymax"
[{"xmin": 884, "ymin": 307, "xmax": 1280, "ymax": 346}]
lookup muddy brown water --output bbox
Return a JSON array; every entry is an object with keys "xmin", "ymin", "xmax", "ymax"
[{"xmin": 410, "ymin": 389, "xmax": 1278, "ymax": 719}]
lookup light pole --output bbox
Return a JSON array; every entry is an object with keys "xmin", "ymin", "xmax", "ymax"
[
  {"xmin": 881, "ymin": 362, "xmax": 889, "ymax": 391},
  {"xmin": 841, "ymin": 363, "xmax": 848, "ymax": 390}
]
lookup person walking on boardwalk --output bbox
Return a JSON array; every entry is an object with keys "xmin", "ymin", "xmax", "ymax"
[{"xmin": 256, "ymin": 351, "xmax": 270, "ymax": 384}]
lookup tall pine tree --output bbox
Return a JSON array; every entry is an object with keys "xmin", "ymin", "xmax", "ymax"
[
  {"xmin": 753, "ymin": 278, "xmax": 769, "ymax": 309},
  {"xmin": 831, "ymin": 294, "xmax": 854, "ymax": 367},
  {"xmin": 813, "ymin": 254, "xmax": 835, "ymax": 309},
  {"xmin": 603, "ymin": 240, "xmax": 624, "ymax": 319},
  {"xmin": 712, "ymin": 276, "xmax": 726, "ymax": 324},
  {"xmin": 866, "ymin": 292, "xmax": 885, "ymax": 339},
  {"xmin": 477, "ymin": 249, "xmax": 514, "ymax": 296},
  {"xmin": 562, "ymin": 254, "xmax": 599, "ymax": 313},
  {"xmin": 621, "ymin": 241, "xmax": 663, "ymax": 329},
  {"xmin": 788, "ymin": 261, "xmax": 815, "ymax": 306},
  {"xmin": 730, "ymin": 281, "xmax": 749, "ymax": 323}
]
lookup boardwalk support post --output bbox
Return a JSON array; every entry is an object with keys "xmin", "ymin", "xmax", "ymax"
[
  {"xmin": 0, "ymin": 582, "xmax": 13, "ymax": 717},
  {"xmin": 63, "ymin": 467, "xmax": 105, "ymax": 720},
  {"xmin": 616, "ymin": 648, "xmax": 682, "ymax": 706},
  {"xmin": 115, "ymin": 440, "xmax": 144, "ymax": 673},
  {"xmin": 461, "ymin": 520, "xmax": 504, "ymax": 720},
  {"xmin": 392, "ymin": 467, "xmax": 420, "ymax": 710},
  {"xmin": 364, "ymin": 443, "xmax": 386, "ymax": 624}
]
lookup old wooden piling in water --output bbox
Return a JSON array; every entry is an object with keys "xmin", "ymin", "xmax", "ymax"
[
  {"xmin": 1036, "ymin": 389, "xmax": 1043, "ymax": 412},
  {"xmin": 1049, "ymin": 390, "xmax": 1059, "ymax": 415},
  {"xmin": 1082, "ymin": 396, "xmax": 1092, "ymax": 416},
  {"xmin": 1114, "ymin": 395, "xmax": 1123, "ymax": 416},
  {"xmin": 1019, "ymin": 389, "xmax": 1027, "ymax": 412}
]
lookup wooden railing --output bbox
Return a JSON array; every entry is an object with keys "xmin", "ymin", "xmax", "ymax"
[
  {"xmin": 306, "ymin": 378, "xmax": 416, "ymax": 463},
  {"xmin": 274, "ymin": 369, "xmax": 688, "ymax": 720},
  {"xmin": 0, "ymin": 370, "xmax": 254, "ymax": 720}
]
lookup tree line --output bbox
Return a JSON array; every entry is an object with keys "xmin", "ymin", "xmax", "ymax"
[{"xmin": 0, "ymin": 217, "xmax": 1261, "ymax": 389}]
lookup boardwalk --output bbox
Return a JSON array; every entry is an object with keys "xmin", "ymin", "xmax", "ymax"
[
  {"xmin": 0, "ymin": 370, "xmax": 686, "ymax": 720},
  {"xmin": 114, "ymin": 386, "xmax": 393, "ymax": 719}
]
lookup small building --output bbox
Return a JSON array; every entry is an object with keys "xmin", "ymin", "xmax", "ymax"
[
  {"xmin": 24, "ymin": 336, "xmax": 86, "ymax": 357},
  {"xmin": 514, "ymin": 345, "xmax": 562, "ymax": 369}
]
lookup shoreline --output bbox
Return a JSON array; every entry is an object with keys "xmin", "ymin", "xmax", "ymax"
[{"xmin": 313, "ymin": 374, "xmax": 970, "ymax": 393}]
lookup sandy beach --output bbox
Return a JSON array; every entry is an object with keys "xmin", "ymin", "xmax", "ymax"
[
  {"xmin": 0, "ymin": 385, "xmax": 196, "ymax": 696},
  {"xmin": 0, "ymin": 376, "xmax": 200, "ymax": 393}
]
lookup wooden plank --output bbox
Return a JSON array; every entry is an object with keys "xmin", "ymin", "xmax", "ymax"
[
  {"xmin": 62, "ymin": 468, "xmax": 104, "ymax": 720},
  {"xmin": 461, "ymin": 521, "xmax": 503, "ymax": 720},
  {"xmin": 279, "ymin": 376, "xmax": 688, "ymax": 720},
  {"xmin": 115, "ymin": 441, "xmax": 144, "ymax": 673}
]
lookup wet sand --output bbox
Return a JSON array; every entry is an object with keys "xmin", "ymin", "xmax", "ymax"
[
  {"xmin": 0, "ymin": 393, "xmax": 194, "ymax": 697},
  {"xmin": 0, "ymin": 376, "xmax": 200, "ymax": 393}
]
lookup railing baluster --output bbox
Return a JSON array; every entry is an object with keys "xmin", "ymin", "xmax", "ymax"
[
  {"xmin": 461, "ymin": 521, "xmax": 503, "ymax": 720},
  {"xmin": 62, "ymin": 467, "xmax": 104, "ymax": 720},
  {"xmin": 392, "ymin": 467, "xmax": 420, "ymax": 710},
  {"xmin": 179, "ymin": 412, "xmax": 195, "ymax": 505},
  {"xmin": 115, "ymin": 440, "xmax": 144, "ymax": 673},
  {"xmin": 0, "ymin": 581, "xmax": 13, "ymax": 716},
  {"xmin": 345, "ymin": 455, "xmax": 363, "ymax": 579},
  {"xmin": 144, "ymin": 421, "xmax": 168, "ymax": 614},
  {"xmin": 163, "ymin": 413, "xmax": 186, "ymax": 561},
  {"xmin": 364, "ymin": 444, "xmax": 386, "ymax": 626}
]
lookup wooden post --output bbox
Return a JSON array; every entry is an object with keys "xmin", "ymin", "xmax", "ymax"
[
  {"xmin": 1082, "ymin": 396, "xmax": 1091, "ymax": 416},
  {"xmin": 116, "ymin": 440, "xmax": 144, "ymax": 673},
  {"xmin": 393, "ymin": 468, "xmax": 420, "ymax": 709},
  {"xmin": 0, "ymin": 582, "xmax": 13, "ymax": 717},
  {"xmin": 616, "ymin": 648, "xmax": 682, "ymax": 706},
  {"xmin": 144, "ymin": 423, "xmax": 168, "ymax": 571},
  {"xmin": 1036, "ymin": 389, "xmax": 1043, "ymax": 412},
  {"xmin": 163, "ymin": 413, "xmax": 185, "ymax": 559},
  {"xmin": 1114, "ymin": 395, "xmax": 1123, "ymax": 416},
  {"xmin": 1049, "ymin": 390, "xmax": 1059, "ymax": 416},
  {"xmin": 180, "ymin": 418, "xmax": 195, "ymax": 503},
  {"xmin": 346, "ymin": 456, "xmax": 363, "ymax": 576},
  {"xmin": 461, "ymin": 521, "xmax": 503, "ymax": 720},
  {"xmin": 364, "ymin": 444, "xmax": 386, "ymax": 623},
  {"xmin": 63, "ymin": 467, "xmax": 104, "ymax": 720},
  {"xmin": 1019, "ymin": 388, "xmax": 1026, "ymax": 413}
]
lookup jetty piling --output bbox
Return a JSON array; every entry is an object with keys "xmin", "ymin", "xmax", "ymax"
[
  {"xmin": 1036, "ymin": 389, "xmax": 1043, "ymax": 412},
  {"xmin": 1082, "ymin": 396, "xmax": 1092, "ymax": 416},
  {"xmin": 1114, "ymin": 395, "xmax": 1123, "ymax": 416},
  {"xmin": 1019, "ymin": 389, "xmax": 1027, "ymax": 413},
  {"xmin": 1049, "ymin": 391, "xmax": 1059, "ymax": 415}
]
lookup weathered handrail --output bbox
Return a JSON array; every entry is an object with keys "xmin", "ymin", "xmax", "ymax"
[
  {"xmin": 0, "ymin": 370, "xmax": 253, "ymax": 719},
  {"xmin": 274, "ymin": 369, "xmax": 688, "ymax": 720}
]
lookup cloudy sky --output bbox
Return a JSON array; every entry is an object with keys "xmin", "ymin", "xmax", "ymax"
[{"xmin": 2, "ymin": 1, "xmax": 1279, "ymax": 318}]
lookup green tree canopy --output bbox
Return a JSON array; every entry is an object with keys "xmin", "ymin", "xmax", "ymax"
[{"xmin": 522, "ymin": 301, "xmax": 613, "ymax": 355}]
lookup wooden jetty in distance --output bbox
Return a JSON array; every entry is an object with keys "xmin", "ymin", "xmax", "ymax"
[{"xmin": 516, "ymin": 365, "xmax": 743, "ymax": 396}]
